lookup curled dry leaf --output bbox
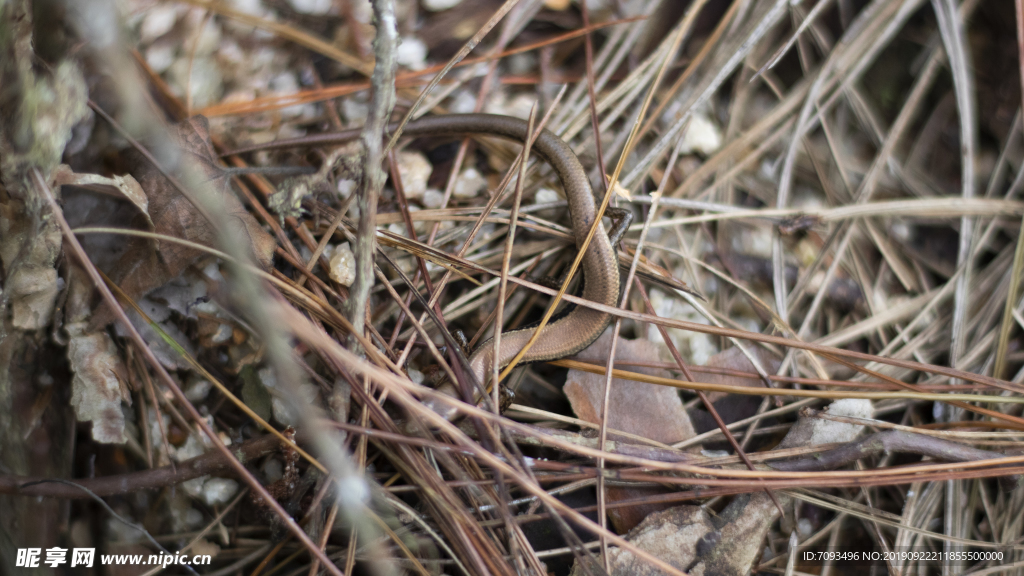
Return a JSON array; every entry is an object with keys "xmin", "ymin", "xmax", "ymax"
[
  {"xmin": 3, "ymin": 264, "xmax": 59, "ymax": 330},
  {"xmin": 89, "ymin": 115, "xmax": 275, "ymax": 329},
  {"xmin": 0, "ymin": 193, "xmax": 64, "ymax": 330},
  {"xmin": 53, "ymin": 164, "xmax": 153, "ymax": 229},
  {"xmin": 67, "ymin": 323, "xmax": 129, "ymax": 444}
]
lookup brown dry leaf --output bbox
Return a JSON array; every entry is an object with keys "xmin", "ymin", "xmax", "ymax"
[
  {"xmin": 694, "ymin": 345, "xmax": 781, "ymax": 404},
  {"xmin": 565, "ymin": 330, "xmax": 696, "ymax": 531},
  {"xmin": 89, "ymin": 115, "xmax": 275, "ymax": 328}
]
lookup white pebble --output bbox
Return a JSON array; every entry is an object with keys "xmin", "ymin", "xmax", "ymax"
[
  {"xmin": 329, "ymin": 243, "xmax": 356, "ymax": 286},
  {"xmin": 145, "ymin": 42, "xmax": 176, "ymax": 74},
  {"xmin": 262, "ymin": 458, "xmax": 284, "ymax": 483},
  {"xmin": 396, "ymin": 151, "xmax": 433, "ymax": 200},
  {"xmin": 337, "ymin": 178, "xmax": 357, "ymax": 199},
  {"xmin": 200, "ymin": 23, "xmax": 223, "ymax": 58},
  {"xmin": 227, "ymin": 0, "xmax": 265, "ymax": 16},
  {"xmin": 201, "ymin": 478, "xmax": 239, "ymax": 506},
  {"xmin": 287, "ymin": 0, "xmax": 334, "ymax": 13},
  {"xmin": 185, "ymin": 379, "xmax": 212, "ymax": 402},
  {"xmin": 679, "ymin": 112, "xmax": 722, "ymax": 156},
  {"xmin": 397, "ymin": 37, "xmax": 428, "ymax": 70},
  {"xmin": 216, "ymin": 38, "xmax": 245, "ymax": 66},
  {"xmin": 139, "ymin": 5, "xmax": 178, "ymax": 42},
  {"xmin": 421, "ymin": 188, "xmax": 445, "ymax": 209},
  {"xmin": 453, "ymin": 167, "xmax": 486, "ymax": 199},
  {"xmin": 270, "ymin": 71, "xmax": 299, "ymax": 93},
  {"xmin": 269, "ymin": 72, "xmax": 307, "ymax": 118},
  {"xmin": 449, "ymin": 90, "xmax": 477, "ymax": 114},
  {"xmin": 423, "ymin": 0, "xmax": 464, "ymax": 11},
  {"xmin": 534, "ymin": 187, "xmax": 560, "ymax": 204},
  {"xmin": 217, "ymin": 431, "xmax": 232, "ymax": 446}
]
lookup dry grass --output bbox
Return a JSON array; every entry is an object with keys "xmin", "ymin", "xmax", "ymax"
[{"xmin": 5, "ymin": 0, "xmax": 1024, "ymax": 574}]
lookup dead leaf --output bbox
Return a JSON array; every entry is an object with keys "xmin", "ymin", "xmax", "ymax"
[
  {"xmin": 565, "ymin": 330, "xmax": 697, "ymax": 532},
  {"xmin": 6, "ymin": 265, "xmax": 59, "ymax": 330},
  {"xmin": 694, "ymin": 345, "xmax": 781, "ymax": 404},
  {"xmin": 573, "ymin": 399, "xmax": 872, "ymax": 575},
  {"xmin": 573, "ymin": 506, "xmax": 713, "ymax": 576},
  {"xmin": 572, "ymin": 491, "xmax": 787, "ymax": 576},
  {"xmin": 67, "ymin": 323, "xmax": 128, "ymax": 444},
  {"xmin": 778, "ymin": 398, "xmax": 872, "ymax": 450},
  {"xmin": 53, "ymin": 164, "xmax": 153, "ymax": 229},
  {"xmin": 89, "ymin": 115, "xmax": 275, "ymax": 329}
]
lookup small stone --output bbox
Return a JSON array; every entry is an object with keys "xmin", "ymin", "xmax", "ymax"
[
  {"xmin": 452, "ymin": 167, "xmax": 486, "ymax": 199},
  {"xmin": 287, "ymin": 0, "xmax": 334, "ymax": 13},
  {"xmin": 145, "ymin": 42, "xmax": 176, "ymax": 74},
  {"xmin": 679, "ymin": 112, "xmax": 722, "ymax": 156},
  {"xmin": 449, "ymin": 90, "xmax": 477, "ymax": 114},
  {"xmin": 269, "ymin": 72, "xmax": 308, "ymax": 118},
  {"xmin": 534, "ymin": 187, "xmax": 560, "ymax": 204},
  {"xmin": 423, "ymin": 0, "xmax": 463, "ymax": 11},
  {"xmin": 201, "ymin": 478, "xmax": 239, "ymax": 506},
  {"xmin": 397, "ymin": 37, "xmax": 428, "ymax": 70},
  {"xmin": 191, "ymin": 18, "xmax": 223, "ymax": 57},
  {"xmin": 422, "ymin": 188, "xmax": 445, "ymax": 209},
  {"xmin": 185, "ymin": 378, "xmax": 212, "ymax": 402},
  {"xmin": 139, "ymin": 5, "xmax": 178, "ymax": 42},
  {"xmin": 329, "ymin": 243, "xmax": 356, "ymax": 286},
  {"xmin": 262, "ymin": 458, "xmax": 284, "ymax": 483},
  {"xmin": 396, "ymin": 151, "xmax": 432, "ymax": 199},
  {"xmin": 227, "ymin": 0, "xmax": 265, "ymax": 16},
  {"xmin": 337, "ymin": 178, "xmax": 357, "ymax": 199}
]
